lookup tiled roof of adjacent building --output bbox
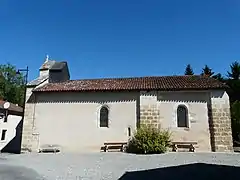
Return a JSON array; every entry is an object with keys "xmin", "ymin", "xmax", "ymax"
[
  {"xmin": 27, "ymin": 75, "xmax": 48, "ymax": 86},
  {"xmin": 33, "ymin": 75, "xmax": 228, "ymax": 92},
  {"xmin": 0, "ymin": 100, "xmax": 23, "ymax": 113}
]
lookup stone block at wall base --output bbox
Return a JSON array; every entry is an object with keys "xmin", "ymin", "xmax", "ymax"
[
  {"xmin": 215, "ymin": 145, "xmax": 234, "ymax": 152},
  {"xmin": 210, "ymin": 92, "xmax": 234, "ymax": 153},
  {"xmin": 21, "ymin": 147, "xmax": 32, "ymax": 153}
]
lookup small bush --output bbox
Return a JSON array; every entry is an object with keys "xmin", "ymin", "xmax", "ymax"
[{"xmin": 126, "ymin": 124, "xmax": 171, "ymax": 154}]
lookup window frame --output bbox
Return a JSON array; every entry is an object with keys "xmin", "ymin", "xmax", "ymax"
[
  {"xmin": 98, "ymin": 105, "xmax": 110, "ymax": 128},
  {"xmin": 175, "ymin": 103, "xmax": 190, "ymax": 128}
]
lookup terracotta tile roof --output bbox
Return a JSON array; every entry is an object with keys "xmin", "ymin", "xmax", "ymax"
[
  {"xmin": 0, "ymin": 100, "xmax": 23, "ymax": 113},
  {"xmin": 33, "ymin": 75, "xmax": 228, "ymax": 92}
]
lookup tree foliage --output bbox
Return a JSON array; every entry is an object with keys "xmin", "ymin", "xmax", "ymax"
[
  {"xmin": 182, "ymin": 61, "xmax": 240, "ymax": 144},
  {"xmin": 0, "ymin": 63, "xmax": 25, "ymax": 106},
  {"xmin": 226, "ymin": 79, "xmax": 240, "ymax": 102},
  {"xmin": 201, "ymin": 65, "xmax": 214, "ymax": 77},
  {"xmin": 212, "ymin": 73, "xmax": 225, "ymax": 82},
  {"xmin": 227, "ymin": 61, "xmax": 240, "ymax": 80},
  {"xmin": 231, "ymin": 101, "xmax": 240, "ymax": 143},
  {"xmin": 184, "ymin": 64, "xmax": 194, "ymax": 75}
]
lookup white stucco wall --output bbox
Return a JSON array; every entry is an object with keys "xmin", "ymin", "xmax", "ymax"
[
  {"xmin": 0, "ymin": 115, "xmax": 22, "ymax": 151},
  {"xmin": 158, "ymin": 91, "xmax": 211, "ymax": 152},
  {"xmin": 33, "ymin": 91, "xmax": 139, "ymax": 152},
  {"xmin": 23, "ymin": 89, "xmax": 231, "ymax": 153},
  {"xmin": 211, "ymin": 90, "xmax": 229, "ymax": 106},
  {"xmin": 39, "ymin": 69, "xmax": 49, "ymax": 78},
  {"xmin": 140, "ymin": 91, "xmax": 212, "ymax": 152}
]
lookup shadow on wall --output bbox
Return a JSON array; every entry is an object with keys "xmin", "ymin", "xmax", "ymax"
[
  {"xmin": 157, "ymin": 91, "xmax": 209, "ymax": 103},
  {"xmin": 1, "ymin": 119, "xmax": 23, "ymax": 154},
  {"xmin": 211, "ymin": 90, "xmax": 225, "ymax": 98},
  {"xmin": 34, "ymin": 91, "xmax": 139, "ymax": 103},
  {"xmin": 118, "ymin": 163, "xmax": 239, "ymax": 180},
  {"xmin": 26, "ymin": 93, "xmax": 36, "ymax": 103}
]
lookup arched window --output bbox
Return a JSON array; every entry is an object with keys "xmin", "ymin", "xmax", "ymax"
[
  {"xmin": 100, "ymin": 106, "xmax": 109, "ymax": 127},
  {"xmin": 177, "ymin": 105, "xmax": 188, "ymax": 127}
]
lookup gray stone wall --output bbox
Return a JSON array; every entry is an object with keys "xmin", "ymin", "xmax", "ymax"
[
  {"xmin": 140, "ymin": 105, "xmax": 161, "ymax": 129},
  {"xmin": 210, "ymin": 91, "xmax": 233, "ymax": 152},
  {"xmin": 21, "ymin": 87, "xmax": 39, "ymax": 152},
  {"xmin": 210, "ymin": 104, "xmax": 233, "ymax": 152}
]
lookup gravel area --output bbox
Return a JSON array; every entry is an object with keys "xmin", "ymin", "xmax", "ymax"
[{"xmin": 0, "ymin": 152, "xmax": 240, "ymax": 180}]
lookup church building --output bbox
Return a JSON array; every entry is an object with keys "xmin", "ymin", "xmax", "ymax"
[{"xmin": 21, "ymin": 57, "xmax": 233, "ymax": 153}]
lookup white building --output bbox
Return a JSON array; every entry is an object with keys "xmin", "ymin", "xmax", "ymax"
[
  {"xmin": 21, "ymin": 57, "xmax": 233, "ymax": 153},
  {"xmin": 0, "ymin": 100, "xmax": 23, "ymax": 153}
]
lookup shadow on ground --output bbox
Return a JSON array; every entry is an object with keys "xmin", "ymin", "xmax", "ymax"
[
  {"xmin": 119, "ymin": 163, "xmax": 240, "ymax": 180},
  {"xmin": 0, "ymin": 164, "xmax": 45, "ymax": 180}
]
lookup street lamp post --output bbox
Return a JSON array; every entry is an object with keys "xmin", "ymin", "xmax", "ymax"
[
  {"xmin": 16, "ymin": 66, "xmax": 29, "ymax": 154},
  {"xmin": 16, "ymin": 66, "xmax": 29, "ymax": 85},
  {"xmin": 16, "ymin": 66, "xmax": 29, "ymax": 113}
]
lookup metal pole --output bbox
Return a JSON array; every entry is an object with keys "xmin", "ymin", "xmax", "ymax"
[
  {"xmin": 4, "ymin": 109, "xmax": 8, "ymax": 123},
  {"xmin": 22, "ymin": 66, "xmax": 28, "ymax": 113},
  {"xmin": 18, "ymin": 66, "xmax": 29, "ymax": 154}
]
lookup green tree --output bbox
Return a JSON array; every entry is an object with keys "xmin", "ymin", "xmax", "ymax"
[
  {"xmin": 184, "ymin": 64, "xmax": 194, "ymax": 75},
  {"xmin": 0, "ymin": 63, "xmax": 25, "ymax": 106},
  {"xmin": 226, "ymin": 62, "xmax": 240, "ymax": 101},
  {"xmin": 231, "ymin": 101, "xmax": 240, "ymax": 143},
  {"xmin": 227, "ymin": 79, "xmax": 240, "ymax": 102},
  {"xmin": 201, "ymin": 65, "xmax": 214, "ymax": 77},
  {"xmin": 212, "ymin": 73, "xmax": 225, "ymax": 82},
  {"xmin": 227, "ymin": 61, "xmax": 240, "ymax": 80}
]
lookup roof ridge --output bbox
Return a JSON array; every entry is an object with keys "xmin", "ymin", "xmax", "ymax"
[{"xmin": 67, "ymin": 75, "xmax": 202, "ymax": 82}]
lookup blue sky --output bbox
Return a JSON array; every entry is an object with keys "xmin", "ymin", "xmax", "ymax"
[{"xmin": 0, "ymin": 0, "xmax": 240, "ymax": 81}]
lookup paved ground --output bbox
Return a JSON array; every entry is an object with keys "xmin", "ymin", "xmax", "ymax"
[{"xmin": 0, "ymin": 152, "xmax": 240, "ymax": 180}]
